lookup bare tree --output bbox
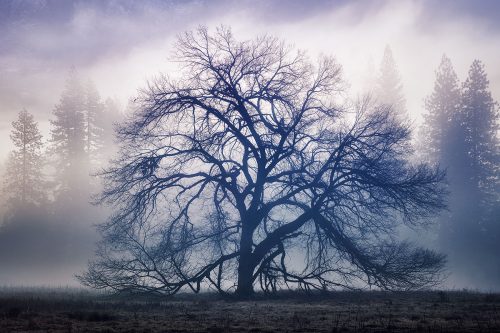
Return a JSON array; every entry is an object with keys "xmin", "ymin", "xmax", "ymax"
[{"xmin": 80, "ymin": 27, "xmax": 446, "ymax": 297}]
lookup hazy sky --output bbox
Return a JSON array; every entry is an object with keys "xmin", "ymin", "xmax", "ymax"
[{"xmin": 1, "ymin": 0, "xmax": 500, "ymax": 160}]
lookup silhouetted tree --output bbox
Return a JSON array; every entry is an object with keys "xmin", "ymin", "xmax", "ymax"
[
  {"xmin": 376, "ymin": 45, "xmax": 406, "ymax": 119},
  {"xmin": 80, "ymin": 27, "xmax": 446, "ymax": 297},
  {"xmin": 3, "ymin": 109, "xmax": 46, "ymax": 209}
]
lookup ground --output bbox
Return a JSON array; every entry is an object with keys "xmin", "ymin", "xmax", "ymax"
[{"xmin": 1, "ymin": 289, "xmax": 500, "ymax": 332}]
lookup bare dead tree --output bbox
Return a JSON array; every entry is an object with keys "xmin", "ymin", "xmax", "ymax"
[{"xmin": 79, "ymin": 27, "xmax": 446, "ymax": 297}]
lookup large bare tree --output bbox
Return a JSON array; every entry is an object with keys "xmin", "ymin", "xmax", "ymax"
[{"xmin": 80, "ymin": 27, "xmax": 446, "ymax": 297}]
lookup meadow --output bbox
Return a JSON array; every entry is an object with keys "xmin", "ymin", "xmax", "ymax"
[{"xmin": 1, "ymin": 288, "xmax": 500, "ymax": 332}]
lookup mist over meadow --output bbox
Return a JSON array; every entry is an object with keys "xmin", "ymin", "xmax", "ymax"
[{"xmin": 0, "ymin": 0, "xmax": 498, "ymax": 292}]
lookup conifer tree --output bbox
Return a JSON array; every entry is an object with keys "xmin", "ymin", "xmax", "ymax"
[
  {"xmin": 455, "ymin": 60, "xmax": 499, "ymax": 286},
  {"xmin": 83, "ymin": 80, "xmax": 105, "ymax": 168},
  {"xmin": 50, "ymin": 69, "xmax": 88, "ymax": 200},
  {"xmin": 461, "ymin": 60, "xmax": 499, "ymax": 204},
  {"xmin": 420, "ymin": 55, "xmax": 462, "ymax": 164},
  {"xmin": 420, "ymin": 57, "xmax": 500, "ymax": 287},
  {"xmin": 376, "ymin": 45, "xmax": 407, "ymax": 119},
  {"xmin": 3, "ymin": 109, "xmax": 46, "ymax": 208}
]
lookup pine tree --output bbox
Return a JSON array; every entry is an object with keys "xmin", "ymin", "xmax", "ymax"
[
  {"xmin": 83, "ymin": 79, "xmax": 105, "ymax": 167},
  {"xmin": 50, "ymin": 69, "xmax": 88, "ymax": 200},
  {"xmin": 376, "ymin": 45, "xmax": 407, "ymax": 119},
  {"xmin": 420, "ymin": 55, "xmax": 470, "ymax": 252},
  {"xmin": 456, "ymin": 60, "xmax": 500, "ymax": 286},
  {"xmin": 421, "ymin": 57, "xmax": 500, "ymax": 287},
  {"xmin": 3, "ymin": 109, "xmax": 46, "ymax": 208},
  {"xmin": 461, "ymin": 60, "xmax": 499, "ymax": 203},
  {"xmin": 420, "ymin": 55, "xmax": 462, "ymax": 164}
]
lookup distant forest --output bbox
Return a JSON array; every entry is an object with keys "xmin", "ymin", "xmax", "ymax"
[{"xmin": 0, "ymin": 69, "xmax": 123, "ymax": 284}]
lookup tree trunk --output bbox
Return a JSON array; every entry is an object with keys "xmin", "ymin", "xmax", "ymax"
[
  {"xmin": 236, "ymin": 254, "xmax": 255, "ymax": 298},
  {"xmin": 236, "ymin": 226, "xmax": 255, "ymax": 298}
]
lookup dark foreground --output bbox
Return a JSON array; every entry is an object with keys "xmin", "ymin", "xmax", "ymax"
[{"xmin": 1, "ymin": 289, "xmax": 500, "ymax": 332}]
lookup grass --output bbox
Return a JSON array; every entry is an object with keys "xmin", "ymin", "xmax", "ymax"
[{"xmin": 0, "ymin": 288, "xmax": 499, "ymax": 332}]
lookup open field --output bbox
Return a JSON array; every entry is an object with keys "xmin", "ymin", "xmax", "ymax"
[{"xmin": 0, "ymin": 289, "xmax": 500, "ymax": 332}]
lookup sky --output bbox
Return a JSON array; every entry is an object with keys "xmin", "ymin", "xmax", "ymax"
[
  {"xmin": 0, "ymin": 0, "xmax": 499, "ymax": 288},
  {"xmin": 1, "ymin": 0, "xmax": 500, "ymax": 161}
]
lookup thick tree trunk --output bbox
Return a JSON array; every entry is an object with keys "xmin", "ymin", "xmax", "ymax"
[
  {"xmin": 236, "ymin": 226, "xmax": 255, "ymax": 298},
  {"xmin": 236, "ymin": 254, "xmax": 255, "ymax": 297}
]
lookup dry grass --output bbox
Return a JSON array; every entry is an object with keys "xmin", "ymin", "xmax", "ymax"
[{"xmin": 0, "ymin": 288, "xmax": 499, "ymax": 332}]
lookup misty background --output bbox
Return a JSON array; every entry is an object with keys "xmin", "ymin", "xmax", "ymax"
[{"xmin": 0, "ymin": 0, "xmax": 498, "ymax": 290}]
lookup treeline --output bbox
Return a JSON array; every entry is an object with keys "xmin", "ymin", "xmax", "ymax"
[
  {"xmin": 0, "ymin": 69, "xmax": 123, "ymax": 283},
  {"xmin": 375, "ymin": 49, "xmax": 500, "ymax": 287},
  {"xmin": 3, "ymin": 69, "xmax": 122, "ymax": 215},
  {"xmin": 351, "ymin": 46, "xmax": 498, "ymax": 288},
  {"xmin": 334, "ymin": 46, "xmax": 500, "ymax": 289}
]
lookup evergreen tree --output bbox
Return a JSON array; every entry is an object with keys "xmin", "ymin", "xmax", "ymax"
[
  {"xmin": 3, "ymin": 109, "xmax": 46, "ymax": 208},
  {"xmin": 84, "ymin": 80, "xmax": 105, "ymax": 167},
  {"xmin": 50, "ymin": 69, "xmax": 88, "ymax": 200},
  {"xmin": 461, "ymin": 60, "xmax": 499, "ymax": 204},
  {"xmin": 420, "ymin": 55, "xmax": 462, "ymax": 164},
  {"xmin": 421, "ymin": 57, "xmax": 500, "ymax": 288},
  {"xmin": 456, "ymin": 60, "xmax": 500, "ymax": 286},
  {"xmin": 376, "ymin": 45, "xmax": 407, "ymax": 119}
]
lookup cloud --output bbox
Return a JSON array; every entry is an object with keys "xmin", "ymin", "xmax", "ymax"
[
  {"xmin": 418, "ymin": 0, "xmax": 500, "ymax": 33},
  {"xmin": 0, "ymin": 0, "xmax": 499, "ymax": 160}
]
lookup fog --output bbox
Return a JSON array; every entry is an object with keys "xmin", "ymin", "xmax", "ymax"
[{"xmin": 0, "ymin": 0, "xmax": 499, "ymax": 290}]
